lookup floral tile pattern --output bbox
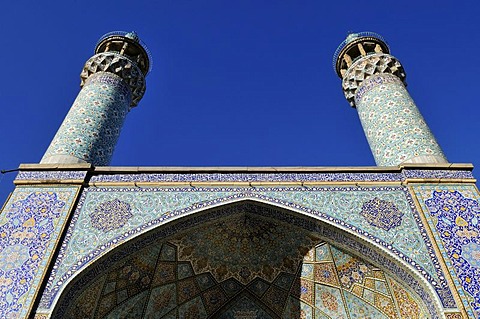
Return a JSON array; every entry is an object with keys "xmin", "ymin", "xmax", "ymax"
[
  {"xmin": 41, "ymin": 73, "xmax": 132, "ymax": 166},
  {"xmin": 360, "ymin": 197, "xmax": 403, "ymax": 231},
  {"xmin": 414, "ymin": 185, "xmax": 480, "ymax": 318},
  {"xmin": 90, "ymin": 198, "xmax": 133, "ymax": 232},
  {"xmin": 314, "ymin": 285, "xmax": 348, "ymax": 319},
  {"xmin": 331, "ymin": 246, "xmax": 373, "ymax": 289},
  {"xmin": 81, "ymin": 169, "xmax": 474, "ymax": 184},
  {"xmin": 0, "ymin": 187, "xmax": 78, "ymax": 319},
  {"xmin": 355, "ymin": 73, "xmax": 446, "ymax": 166},
  {"xmin": 344, "ymin": 290, "xmax": 388, "ymax": 318}
]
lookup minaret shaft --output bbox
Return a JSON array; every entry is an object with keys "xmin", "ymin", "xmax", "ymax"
[
  {"xmin": 40, "ymin": 32, "xmax": 150, "ymax": 166},
  {"xmin": 355, "ymin": 73, "xmax": 446, "ymax": 166},
  {"xmin": 334, "ymin": 32, "xmax": 447, "ymax": 166},
  {"xmin": 41, "ymin": 73, "xmax": 131, "ymax": 165}
]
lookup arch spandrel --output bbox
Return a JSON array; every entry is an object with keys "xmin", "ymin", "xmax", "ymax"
[{"xmin": 47, "ymin": 201, "xmax": 442, "ymax": 318}]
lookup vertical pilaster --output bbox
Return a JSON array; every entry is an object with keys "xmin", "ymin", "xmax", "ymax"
[
  {"xmin": 334, "ymin": 32, "xmax": 447, "ymax": 166},
  {"xmin": 412, "ymin": 183, "xmax": 480, "ymax": 318},
  {"xmin": 0, "ymin": 180, "xmax": 83, "ymax": 319}
]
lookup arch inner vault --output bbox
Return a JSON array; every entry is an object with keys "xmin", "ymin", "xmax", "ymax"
[{"xmin": 53, "ymin": 201, "xmax": 432, "ymax": 319}]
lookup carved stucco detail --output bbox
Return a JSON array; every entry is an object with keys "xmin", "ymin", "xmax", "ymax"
[
  {"xmin": 80, "ymin": 52, "xmax": 146, "ymax": 106},
  {"xmin": 342, "ymin": 53, "xmax": 406, "ymax": 107}
]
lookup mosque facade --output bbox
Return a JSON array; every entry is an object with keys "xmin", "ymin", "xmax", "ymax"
[{"xmin": 0, "ymin": 31, "xmax": 479, "ymax": 319}]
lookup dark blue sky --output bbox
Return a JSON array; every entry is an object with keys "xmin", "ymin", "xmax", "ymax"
[{"xmin": 1, "ymin": 1, "xmax": 479, "ymax": 202}]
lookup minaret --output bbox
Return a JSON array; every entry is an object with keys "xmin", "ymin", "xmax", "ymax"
[
  {"xmin": 334, "ymin": 32, "xmax": 447, "ymax": 166},
  {"xmin": 41, "ymin": 31, "xmax": 151, "ymax": 166}
]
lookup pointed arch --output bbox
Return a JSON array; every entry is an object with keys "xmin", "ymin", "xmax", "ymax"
[{"xmin": 48, "ymin": 199, "xmax": 442, "ymax": 318}]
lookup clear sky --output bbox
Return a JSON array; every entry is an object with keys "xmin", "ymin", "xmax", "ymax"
[{"xmin": 0, "ymin": 1, "xmax": 479, "ymax": 202}]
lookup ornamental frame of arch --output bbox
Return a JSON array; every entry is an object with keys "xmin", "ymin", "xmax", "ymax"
[{"xmin": 1, "ymin": 168, "xmax": 478, "ymax": 318}]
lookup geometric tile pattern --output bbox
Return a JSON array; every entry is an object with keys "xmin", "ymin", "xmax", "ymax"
[
  {"xmin": 39, "ymin": 186, "xmax": 453, "ymax": 311},
  {"xmin": 262, "ymin": 187, "xmax": 443, "ymax": 289},
  {"xmin": 171, "ymin": 214, "xmax": 315, "ymax": 284},
  {"xmin": 53, "ymin": 225, "xmax": 429, "ymax": 319},
  {"xmin": 37, "ymin": 200, "xmax": 446, "ymax": 318},
  {"xmin": 414, "ymin": 185, "xmax": 480, "ymax": 319},
  {"xmin": 42, "ymin": 188, "xmax": 237, "ymax": 303},
  {"xmin": 0, "ymin": 187, "xmax": 78, "ymax": 319},
  {"xmin": 355, "ymin": 73, "xmax": 446, "ymax": 166},
  {"xmin": 52, "ymin": 216, "xmax": 431, "ymax": 318},
  {"xmin": 41, "ymin": 72, "xmax": 131, "ymax": 166}
]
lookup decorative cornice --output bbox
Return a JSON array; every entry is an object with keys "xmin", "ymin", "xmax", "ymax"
[{"xmin": 13, "ymin": 168, "xmax": 475, "ymax": 184}]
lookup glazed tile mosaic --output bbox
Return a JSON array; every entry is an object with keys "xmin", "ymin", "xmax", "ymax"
[
  {"xmin": 41, "ymin": 72, "xmax": 131, "ymax": 166},
  {"xmin": 37, "ymin": 186, "xmax": 453, "ymax": 317},
  {"xmin": 81, "ymin": 169, "xmax": 474, "ymax": 183},
  {"xmin": 33, "ymin": 195, "xmax": 455, "ymax": 319},
  {"xmin": 401, "ymin": 169, "xmax": 473, "ymax": 180},
  {"xmin": 413, "ymin": 185, "xmax": 480, "ymax": 318},
  {"xmin": 11, "ymin": 31, "xmax": 476, "ymax": 319},
  {"xmin": 88, "ymin": 172, "xmax": 402, "ymax": 183},
  {"xmin": 0, "ymin": 187, "xmax": 78, "ymax": 319},
  {"xmin": 89, "ymin": 198, "xmax": 134, "ymax": 232},
  {"xmin": 359, "ymin": 197, "xmax": 404, "ymax": 230},
  {"xmin": 336, "ymin": 39, "xmax": 447, "ymax": 166},
  {"xmin": 259, "ymin": 187, "xmax": 448, "ymax": 293},
  {"xmin": 171, "ymin": 214, "xmax": 314, "ymax": 284},
  {"xmin": 8, "ymin": 30, "xmax": 478, "ymax": 319},
  {"xmin": 355, "ymin": 73, "xmax": 446, "ymax": 166},
  {"xmin": 42, "ymin": 189, "xmax": 237, "ymax": 301},
  {"xmin": 15, "ymin": 170, "xmax": 88, "ymax": 181},
  {"xmin": 49, "ymin": 206, "xmax": 432, "ymax": 318}
]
